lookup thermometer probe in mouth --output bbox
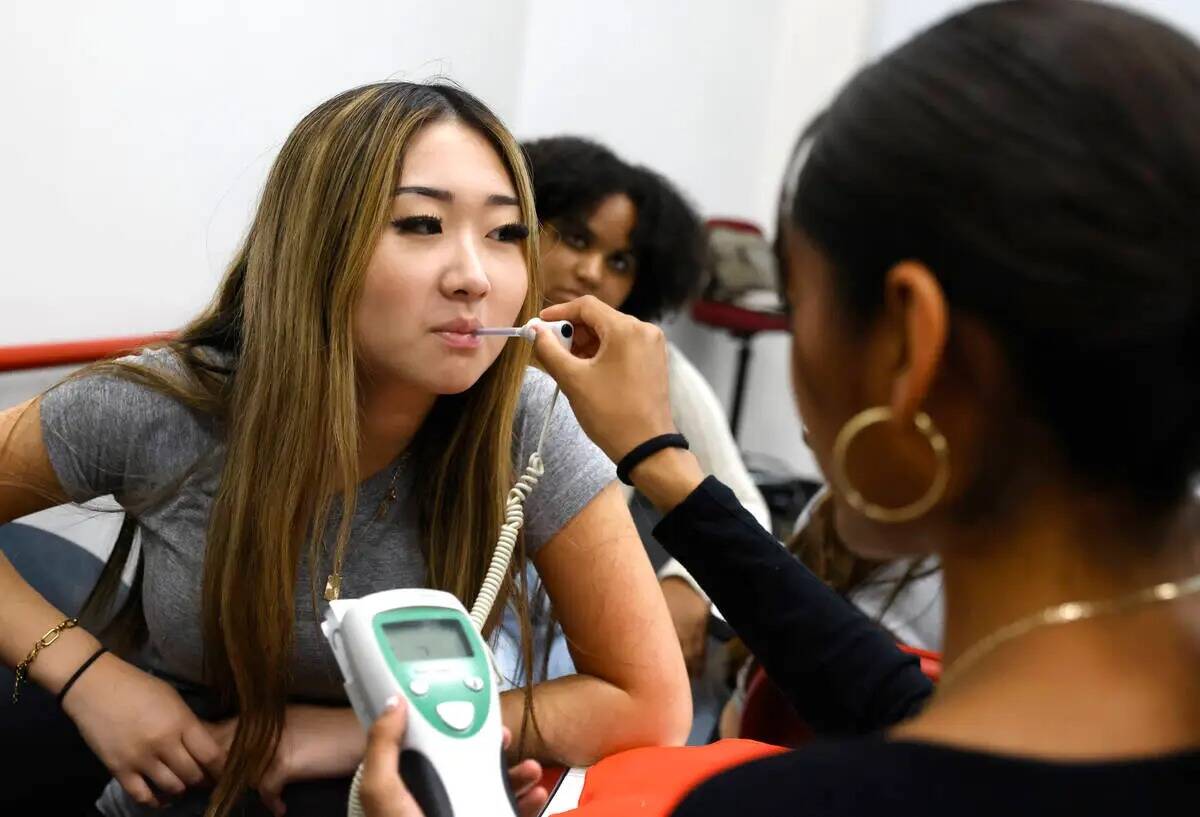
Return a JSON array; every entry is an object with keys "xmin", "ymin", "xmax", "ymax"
[{"xmin": 473, "ymin": 318, "xmax": 573, "ymax": 347}]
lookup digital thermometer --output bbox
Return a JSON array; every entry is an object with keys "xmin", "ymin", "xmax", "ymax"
[
  {"xmin": 323, "ymin": 589, "xmax": 518, "ymax": 817},
  {"xmin": 326, "ymin": 322, "xmax": 571, "ymax": 815}
]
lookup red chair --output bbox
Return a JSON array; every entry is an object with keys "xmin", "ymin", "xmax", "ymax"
[
  {"xmin": 738, "ymin": 644, "xmax": 942, "ymax": 747},
  {"xmin": 691, "ymin": 219, "xmax": 789, "ymax": 441}
]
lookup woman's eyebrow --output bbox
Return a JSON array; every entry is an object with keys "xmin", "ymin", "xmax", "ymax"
[{"xmin": 394, "ymin": 185, "xmax": 518, "ymax": 207}]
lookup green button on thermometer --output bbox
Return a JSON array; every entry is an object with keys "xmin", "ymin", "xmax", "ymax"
[{"xmin": 323, "ymin": 588, "xmax": 518, "ymax": 816}]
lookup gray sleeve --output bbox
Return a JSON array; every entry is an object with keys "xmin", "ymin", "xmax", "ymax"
[
  {"xmin": 514, "ymin": 368, "xmax": 616, "ymax": 555},
  {"xmin": 38, "ymin": 350, "xmax": 214, "ymax": 509}
]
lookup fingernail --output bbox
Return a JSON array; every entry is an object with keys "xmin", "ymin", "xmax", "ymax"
[{"xmin": 384, "ymin": 695, "xmax": 401, "ymax": 711}]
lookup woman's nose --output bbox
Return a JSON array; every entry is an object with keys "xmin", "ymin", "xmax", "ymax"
[{"xmin": 445, "ymin": 236, "xmax": 492, "ymax": 299}]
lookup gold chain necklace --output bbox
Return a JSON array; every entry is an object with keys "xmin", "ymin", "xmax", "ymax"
[
  {"xmin": 324, "ymin": 452, "xmax": 410, "ymax": 601},
  {"xmin": 939, "ymin": 571, "xmax": 1200, "ymax": 690}
]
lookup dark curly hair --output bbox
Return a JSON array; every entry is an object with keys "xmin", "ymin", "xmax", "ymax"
[{"xmin": 522, "ymin": 136, "xmax": 703, "ymax": 321}]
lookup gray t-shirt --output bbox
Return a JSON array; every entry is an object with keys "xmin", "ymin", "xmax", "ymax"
[{"xmin": 40, "ymin": 350, "xmax": 614, "ymax": 816}]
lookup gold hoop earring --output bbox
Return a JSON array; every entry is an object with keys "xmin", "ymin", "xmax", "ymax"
[{"xmin": 831, "ymin": 406, "xmax": 950, "ymax": 524}]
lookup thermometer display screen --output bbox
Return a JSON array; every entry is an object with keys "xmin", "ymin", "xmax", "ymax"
[{"xmin": 383, "ymin": 619, "xmax": 473, "ymax": 662}]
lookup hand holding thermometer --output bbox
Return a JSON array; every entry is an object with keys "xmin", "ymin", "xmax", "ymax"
[{"xmin": 323, "ymin": 589, "xmax": 518, "ymax": 817}]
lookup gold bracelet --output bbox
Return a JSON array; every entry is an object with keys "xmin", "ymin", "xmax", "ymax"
[{"xmin": 12, "ymin": 617, "xmax": 78, "ymax": 704}]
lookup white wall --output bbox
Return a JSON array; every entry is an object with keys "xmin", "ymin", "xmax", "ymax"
[
  {"xmin": 510, "ymin": 0, "xmax": 1200, "ymax": 482},
  {"xmin": 0, "ymin": 0, "xmax": 531, "ymax": 345},
  {"xmin": 4, "ymin": 0, "xmax": 872, "ymax": 483},
  {"xmin": 515, "ymin": 0, "xmax": 874, "ymax": 480},
  {"xmin": 17, "ymin": 1, "xmax": 1198, "ymax": 486},
  {"xmin": 868, "ymin": 0, "xmax": 1200, "ymax": 57},
  {"xmin": 1, "ymin": 0, "xmax": 535, "ymax": 556},
  {"xmin": 518, "ymin": 0, "xmax": 795, "ymax": 230}
]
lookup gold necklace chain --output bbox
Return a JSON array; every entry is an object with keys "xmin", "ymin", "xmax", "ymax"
[
  {"xmin": 372, "ymin": 455, "xmax": 409, "ymax": 521},
  {"xmin": 325, "ymin": 451, "xmax": 411, "ymax": 601},
  {"xmin": 939, "ymin": 571, "xmax": 1200, "ymax": 690}
]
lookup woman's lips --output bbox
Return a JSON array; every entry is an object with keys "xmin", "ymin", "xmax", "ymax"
[{"xmin": 434, "ymin": 331, "xmax": 483, "ymax": 349}]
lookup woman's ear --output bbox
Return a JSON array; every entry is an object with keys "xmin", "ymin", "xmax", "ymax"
[{"xmin": 884, "ymin": 261, "xmax": 948, "ymax": 422}]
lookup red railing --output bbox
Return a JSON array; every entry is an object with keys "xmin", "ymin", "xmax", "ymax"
[{"xmin": 0, "ymin": 334, "xmax": 173, "ymax": 373}]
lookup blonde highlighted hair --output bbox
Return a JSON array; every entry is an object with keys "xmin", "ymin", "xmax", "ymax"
[{"xmin": 74, "ymin": 82, "xmax": 544, "ymax": 816}]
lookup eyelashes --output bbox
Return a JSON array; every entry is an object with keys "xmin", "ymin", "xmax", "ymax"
[
  {"xmin": 490, "ymin": 223, "xmax": 530, "ymax": 242},
  {"xmin": 392, "ymin": 215, "xmax": 442, "ymax": 235},
  {"xmin": 391, "ymin": 215, "xmax": 529, "ymax": 243}
]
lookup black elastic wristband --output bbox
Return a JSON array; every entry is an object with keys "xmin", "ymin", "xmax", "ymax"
[
  {"xmin": 616, "ymin": 433, "xmax": 689, "ymax": 486},
  {"xmin": 56, "ymin": 647, "xmax": 108, "ymax": 707}
]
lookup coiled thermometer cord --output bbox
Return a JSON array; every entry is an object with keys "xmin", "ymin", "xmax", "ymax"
[{"xmin": 469, "ymin": 385, "xmax": 561, "ymax": 630}]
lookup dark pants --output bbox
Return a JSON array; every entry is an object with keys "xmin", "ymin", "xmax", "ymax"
[
  {"xmin": 76, "ymin": 780, "xmax": 353, "ymax": 816},
  {"xmin": 1, "ymin": 523, "xmax": 114, "ymax": 812},
  {"xmin": 0, "ymin": 679, "xmax": 112, "ymax": 813}
]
